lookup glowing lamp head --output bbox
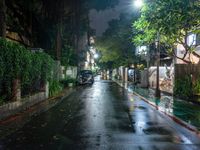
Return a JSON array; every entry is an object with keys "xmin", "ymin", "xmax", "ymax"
[
  {"xmin": 134, "ymin": 0, "xmax": 143, "ymax": 8},
  {"xmin": 94, "ymin": 54, "xmax": 99, "ymax": 59}
]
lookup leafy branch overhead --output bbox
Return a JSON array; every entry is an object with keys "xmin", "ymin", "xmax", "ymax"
[
  {"xmin": 96, "ymin": 13, "xmax": 140, "ymax": 69},
  {"xmin": 0, "ymin": 38, "xmax": 54, "ymax": 101},
  {"xmin": 133, "ymin": 0, "xmax": 200, "ymax": 64}
]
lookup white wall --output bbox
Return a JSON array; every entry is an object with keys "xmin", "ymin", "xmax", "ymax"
[
  {"xmin": 149, "ymin": 66, "xmax": 174, "ymax": 93},
  {"xmin": 62, "ymin": 66, "xmax": 77, "ymax": 79}
]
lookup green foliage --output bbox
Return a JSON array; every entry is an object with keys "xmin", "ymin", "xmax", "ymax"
[
  {"xmin": 61, "ymin": 45, "xmax": 78, "ymax": 67},
  {"xmin": 21, "ymin": 52, "xmax": 54, "ymax": 95},
  {"xmin": 0, "ymin": 38, "xmax": 31, "ymax": 99},
  {"xmin": 133, "ymin": 0, "xmax": 200, "ymax": 62},
  {"xmin": 193, "ymin": 77, "xmax": 200, "ymax": 95},
  {"xmin": 0, "ymin": 38, "xmax": 54, "ymax": 102},
  {"xmin": 36, "ymin": 52, "xmax": 54, "ymax": 82},
  {"xmin": 174, "ymin": 75, "xmax": 193, "ymax": 99},
  {"xmin": 114, "ymin": 74, "xmax": 118, "ymax": 80},
  {"xmin": 49, "ymin": 80, "xmax": 63, "ymax": 97},
  {"xmin": 60, "ymin": 76, "xmax": 76, "ymax": 87},
  {"xmin": 96, "ymin": 13, "xmax": 140, "ymax": 69},
  {"xmin": 133, "ymin": 13, "xmax": 157, "ymax": 46}
]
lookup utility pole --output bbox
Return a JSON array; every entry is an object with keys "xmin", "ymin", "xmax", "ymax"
[
  {"xmin": 155, "ymin": 32, "xmax": 161, "ymax": 98},
  {"xmin": 146, "ymin": 46, "xmax": 150, "ymax": 88}
]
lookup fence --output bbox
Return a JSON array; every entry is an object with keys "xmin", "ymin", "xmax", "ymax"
[{"xmin": 175, "ymin": 64, "xmax": 200, "ymax": 81}]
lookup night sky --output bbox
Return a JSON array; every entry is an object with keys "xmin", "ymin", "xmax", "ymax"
[{"xmin": 89, "ymin": 0, "xmax": 134, "ymax": 36}]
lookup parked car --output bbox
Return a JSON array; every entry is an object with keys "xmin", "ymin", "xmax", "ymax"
[{"xmin": 77, "ymin": 70, "xmax": 94, "ymax": 85}]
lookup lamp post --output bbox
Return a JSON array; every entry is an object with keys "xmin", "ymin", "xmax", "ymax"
[
  {"xmin": 134, "ymin": 0, "xmax": 160, "ymax": 97},
  {"xmin": 155, "ymin": 32, "xmax": 161, "ymax": 98}
]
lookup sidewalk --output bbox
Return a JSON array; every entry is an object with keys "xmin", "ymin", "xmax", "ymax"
[
  {"xmin": 0, "ymin": 87, "xmax": 77, "ymax": 138},
  {"xmin": 114, "ymin": 79, "xmax": 200, "ymax": 134}
]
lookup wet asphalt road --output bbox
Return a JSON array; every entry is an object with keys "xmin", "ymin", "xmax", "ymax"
[{"xmin": 1, "ymin": 77, "xmax": 200, "ymax": 150}]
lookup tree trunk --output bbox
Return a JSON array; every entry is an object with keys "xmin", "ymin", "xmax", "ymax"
[
  {"xmin": 28, "ymin": 0, "xmax": 33, "ymax": 47},
  {"xmin": 0, "ymin": 0, "xmax": 6, "ymax": 38},
  {"xmin": 73, "ymin": 0, "xmax": 81, "ymax": 53},
  {"xmin": 56, "ymin": 24, "xmax": 62, "ymax": 60},
  {"xmin": 55, "ymin": 0, "xmax": 63, "ymax": 61}
]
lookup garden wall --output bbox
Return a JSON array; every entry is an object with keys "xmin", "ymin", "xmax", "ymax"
[
  {"xmin": 175, "ymin": 64, "xmax": 200, "ymax": 80},
  {"xmin": 174, "ymin": 64, "xmax": 200, "ymax": 98}
]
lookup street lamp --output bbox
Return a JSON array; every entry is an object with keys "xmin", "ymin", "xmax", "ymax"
[
  {"xmin": 94, "ymin": 53, "xmax": 99, "ymax": 59},
  {"xmin": 133, "ymin": 0, "xmax": 160, "ymax": 98},
  {"xmin": 134, "ymin": 0, "xmax": 143, "ymax": 8}
]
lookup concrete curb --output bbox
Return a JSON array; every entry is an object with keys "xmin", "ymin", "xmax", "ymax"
[{"xmin": 114, "ymin": 80, "xmax": 200, "ymax": 137}]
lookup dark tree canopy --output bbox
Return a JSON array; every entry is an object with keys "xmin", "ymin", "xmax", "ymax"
[
  {"xmin": 88, "ymin": 0, "xmax": 119, "ymax": 11},
  {"xmin": 96, "ymin": 13, "xmax": 141, "ymax": 69},
  {"xmin": 4, "ymin": 0, "xmax": 119, "ymax": 46}
]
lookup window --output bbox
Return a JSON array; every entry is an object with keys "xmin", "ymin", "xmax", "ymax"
[
  {"xmin": 187, "ymin": 34, "xmax": 196, "ymax": 46},
  {"xmin": 136, "ymin": 46, "xmax": 147, "ymax": 55}
]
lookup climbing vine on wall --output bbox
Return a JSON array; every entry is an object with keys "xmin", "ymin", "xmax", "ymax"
[{"xmin": 0, "ymin": 38, "xmax": 54, "ymax": 102}]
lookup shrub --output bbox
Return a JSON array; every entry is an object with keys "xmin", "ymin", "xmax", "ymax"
[
  {"xmin": 174, "ymin": 75, "xmax": 193, "ymax": 99},
  {"xmin": 49, "ymin": 80, "xmax": 63, "ymax": 97},
  {"xmin": 60, "ymin": 76, "xmax": 76, "ymax": 87},
  {"xmin": 114, "ymin": 74, "xmax": 118, "ymax": 80},
  {"xmin": 0, "ymin": 38, "xmax": 54, "ymax": 102},
  {"xmin": 193, "ymin": 77, "xmax": 200, "ymax": 95}
]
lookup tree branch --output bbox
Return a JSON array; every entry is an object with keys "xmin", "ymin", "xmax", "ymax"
[
  {"xmin": 173, "ymin": 49, "xmax": 191, "ymax": 64},
  {"xmin": 192, "ymin": 51, "xmax": 200, "ymax": 58},
  {"xmin": 6, "ymin": 35, "xmax": 29, "ymax": 47}
]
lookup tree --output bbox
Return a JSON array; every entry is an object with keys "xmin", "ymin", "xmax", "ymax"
[
  {"xmin": 96, "ymin": 13, "xmax": 140, "ymax": 69},
  {"xmin": 88, "ymin": 0, "xmax": 119, "ymax": 11},
  {"xmin": 133, "ymin": 0, "xmax": 200, "ymax": 64},
  {"xmin": 0, "ymin": 0, "xmax": 6, "ymax": 38},
  {"xmin": 4, "ymin": 0, "xmax": 120, "ymax": 63}
]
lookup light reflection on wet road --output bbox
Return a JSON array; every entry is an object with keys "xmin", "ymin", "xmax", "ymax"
[{"xmin": 1, "ymin": 78, "xmax": 200, "ymax": 150}]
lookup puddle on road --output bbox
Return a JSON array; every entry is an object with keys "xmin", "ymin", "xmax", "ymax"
[
  {"xmin": 133, "ymin": 105, "xmax": 146, "ymax": 110},
  {"xmin": 143, "ymin": 126, "xmax": 172, "ymax": 135},
  {"xmin": 151, "ymin": 135, "xmax": 184, "ymax": 143},
  {"xmin": 146, "ymin": 122, "xmax": 161, "ymax": 126},
  {"xmin": 131, "ymin": 121, "xmax": 159, "ymax": 126}
]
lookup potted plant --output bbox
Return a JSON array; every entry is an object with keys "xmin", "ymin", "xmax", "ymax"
[{"xmin": 66, "ymin": 77, "xmax": 76, "ymax": 87}]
